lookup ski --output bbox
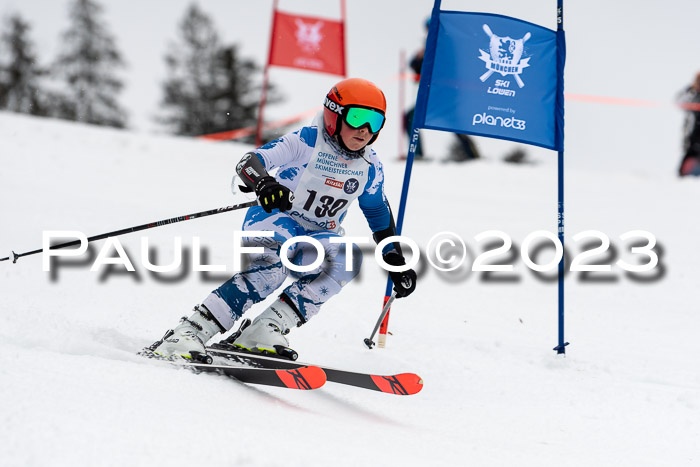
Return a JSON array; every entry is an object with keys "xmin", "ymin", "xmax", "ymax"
[
  {"xmin": 206, "ymin": 344, "xmax": 424, "ymax": 396},
  {"xmin": 140, "ymin": 350, "xmax": 326, "ymax": 390}
]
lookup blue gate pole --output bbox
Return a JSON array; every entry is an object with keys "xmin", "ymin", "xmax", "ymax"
[
  {"xmin": 393, "ymin": 127, "xmax": 420, "ymax": 239},
  {"xmin": 378, "ymin": 0, "xmax": 440, "ymax": 346},
  {"xmin": 383, "ymin": 127, "xmax": 420, "ymax": 296},
  {"xmin": 554, "ymin": 0, "xmax": 569, "ymax": 354},
  {"xmin": 378, "ymin": 126, "xmax": 420, "ymax": 346}
]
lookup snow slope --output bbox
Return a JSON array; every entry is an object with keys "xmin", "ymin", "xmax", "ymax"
[{"xmin": 1, "ymin": 110, "xmax": 699, "ymax": 467}]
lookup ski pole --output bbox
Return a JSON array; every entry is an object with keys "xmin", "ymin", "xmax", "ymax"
[
  {"xmin": 0, "ymin": 200, "xmax": 258, "ymax": 263},
  {"xmin": 363, "ymin": 292, "xmax": 397, "ymax": 349}
]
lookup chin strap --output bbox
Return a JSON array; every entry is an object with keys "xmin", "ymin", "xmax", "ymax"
[{"xmin": 322, "ymin": 126, "xmax": 370, "ymax": 164}]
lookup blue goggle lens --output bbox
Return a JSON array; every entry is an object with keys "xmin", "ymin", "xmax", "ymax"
[{"xmin": 344, "ymin": 107, "xmax": 385, "ymax": 133}]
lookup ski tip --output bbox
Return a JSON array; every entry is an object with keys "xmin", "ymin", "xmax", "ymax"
[
  {"xmin": 275, "ymin": 366, "xmax": 327, "ymax": 390},
  {"xmin": 370, "ymin": 373, "xmax": 424, "ymax": 395}
]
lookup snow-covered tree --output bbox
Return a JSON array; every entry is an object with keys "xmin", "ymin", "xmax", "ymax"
[
  {"xmin": 53, "ymin": 0, "xmax": 127, "ymax": 128},
  {"xmin": 159, "ymin": 3, "xmax": 274, "ymax": 138},
  {"xmin": 208, "ymin": 44, "xmax": 263, "ymax": 135},
  {"xmin": 0, "ymin": 14, "xmax": 50, "ymax": 116}
]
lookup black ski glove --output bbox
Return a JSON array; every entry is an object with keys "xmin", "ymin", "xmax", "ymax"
[
  {"xmin": 255, "ymin": 176, "xmax": 294, "ymax": 213},
  {"xmin": 383, "ymin": 251, "xmax": 417, "ymax": 298}
]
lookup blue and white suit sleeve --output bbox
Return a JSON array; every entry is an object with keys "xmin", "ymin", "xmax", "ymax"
[
  {"xmin": 358, "ymin": 155, "xmax": 395, "ymax": 254},
  {"xmin": 251, "ymin": 128, "xmax": 314, "ymax": 171}
]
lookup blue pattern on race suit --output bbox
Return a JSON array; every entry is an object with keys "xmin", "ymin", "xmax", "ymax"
[{"xmin": 211, "ymin": 206, "xmax": 362, "ymax": 321}]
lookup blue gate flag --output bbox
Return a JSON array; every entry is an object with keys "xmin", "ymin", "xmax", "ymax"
[
  {"xmin": 413, "ymin": 8, "xmax": 565, "ymax": 151},
  {"xmin": 384, "ymin": 1, "xmax": 569, "ymax": 355}
]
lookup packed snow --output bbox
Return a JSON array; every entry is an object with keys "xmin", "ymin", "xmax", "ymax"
[{"xmin": 1, "ymin": 100, "xmax": 698, "ymax": 466}]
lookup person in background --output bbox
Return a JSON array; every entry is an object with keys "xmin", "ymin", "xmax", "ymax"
[
  {"xmin": 404, "ymin": 46, "xmax": 425, "ymax": 160},
  {"xmin": 678, "ymin": 71, "xmax": 700, "ymax": 176},
  {"xmin": 404, "ymin": 19, "xmax": 480, "ymax": 162}
]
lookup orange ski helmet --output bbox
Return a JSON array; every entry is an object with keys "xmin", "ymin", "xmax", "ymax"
[{"xmin": 323, "ymin": 78, "xmax": 387, "ymax": 145}]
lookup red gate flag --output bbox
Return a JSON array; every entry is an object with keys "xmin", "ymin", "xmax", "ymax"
[{"xmin": 268, "ymin": 11, "xmax": 346, "ymax": 76}]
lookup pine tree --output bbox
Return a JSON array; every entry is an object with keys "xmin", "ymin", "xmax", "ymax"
[
  {"xmin": 209, "ymin": 45, "xmax": 263, "ymax": 135},
  {"xmin": 159, "ymin": 3, "xmax": 275, "ymax": 138},
  {"xmin": 0, "ymin": 14, "xmax": 50, "ymax": 116},
  {"xmin": 53, "ymin": 0, "xmax": 127, "ymax": 128},
  {"xmin": 159, "ymin": 3, "xmax": 220, "ymax": 136}
]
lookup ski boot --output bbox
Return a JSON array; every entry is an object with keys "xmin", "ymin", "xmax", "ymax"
[
  {"xmin": 141, "ymin": 304, "xmax": 225, "ymax": 364},
  {"xmin": 225, "ymin": 295, "xmax": 302, "ymax": 360}
]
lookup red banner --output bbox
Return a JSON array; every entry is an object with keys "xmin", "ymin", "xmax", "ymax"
[{"xmin": 268, "ymin": 11, "xmax": 345, "ymax": 76}]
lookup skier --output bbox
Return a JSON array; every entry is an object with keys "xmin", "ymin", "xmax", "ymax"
[
  {"xmin": 146, "ymin": 78, "xmax": 417, "ymax": 361},
  {"xmin": 678, "ymin": 71, "xmax": 700, "ymax": 176}
]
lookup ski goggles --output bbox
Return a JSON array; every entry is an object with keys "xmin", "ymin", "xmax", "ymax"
[{"xmin": 344, "ymin": 106, "xmax": 385, "ymax": 134}]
